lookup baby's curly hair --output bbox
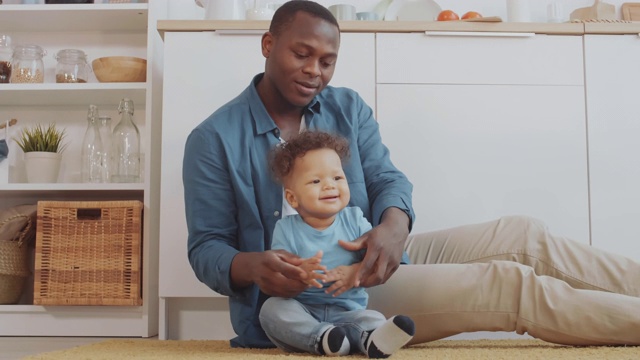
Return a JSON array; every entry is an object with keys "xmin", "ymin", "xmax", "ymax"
[{"xmin": 270, "ymin": 131, "xmax": 350, "ymax": 184}]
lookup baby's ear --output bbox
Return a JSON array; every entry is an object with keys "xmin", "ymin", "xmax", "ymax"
[{"xmin": 284, "ymin": 189, "xmax": 299, "ymax": 209}]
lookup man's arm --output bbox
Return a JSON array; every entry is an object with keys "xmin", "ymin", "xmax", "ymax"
[
  {"xmin": 230, "ymin": 251, "xmax": 312, "ymax": 297},
  {"xmin": 341, "ymin": 93, "xmax": 415, "ymax": 287},
  {"xmin": 184, "ymin": 127, "xmax": 243, "ymax": 297},
  {"xmin": 339, "ymin": 207, "xmax": 410, "ymax": 287}
]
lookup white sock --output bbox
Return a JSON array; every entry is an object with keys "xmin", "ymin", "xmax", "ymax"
[{"xmin": 366, "ymin": 315, "xmax": 415, "ymax": 358}]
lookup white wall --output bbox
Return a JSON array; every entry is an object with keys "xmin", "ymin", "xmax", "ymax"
[{"xmin": 166, "ymin": 0, "xmax": 633, "ymax": 23}]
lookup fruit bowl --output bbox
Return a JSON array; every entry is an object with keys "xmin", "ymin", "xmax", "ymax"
[{"xmin": 91, "ymin": 56, "xmax": 147, "ymax": 83}]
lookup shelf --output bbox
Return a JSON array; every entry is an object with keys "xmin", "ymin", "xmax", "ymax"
[
  {"xmin": 0, "ymin": 182, "xmax": 144, "ymax": 191},
  {"xmin": 0, "ymin": 304, "xmax": 142, "ymax": 314},
  {"xmin": 0, "ymin": 183, "xmax": 144, "ymax": 199},
  {"xmin": 0, "ymin": 304, "xmax": 147, "ymax": 336},
  {"xmin": 0, "ymin": 83, "xmax": 147, "ymax": 106},
  {"xmin": 0, "ymin": 4, "xmax": 148, "ymax": 32}
]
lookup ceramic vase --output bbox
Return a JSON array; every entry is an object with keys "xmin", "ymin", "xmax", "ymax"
[{"xmin": 24, "ymin": 151, "xmax": 61, "ymax": 183}]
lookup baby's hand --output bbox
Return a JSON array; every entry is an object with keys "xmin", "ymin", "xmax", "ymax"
[
  {"xmin": 299, "ymin": 250, "xmax": 326, "ymax": 288},
  {"xmin": 324, "ymin": 263, "xmax": 360, "ymax": 297}
]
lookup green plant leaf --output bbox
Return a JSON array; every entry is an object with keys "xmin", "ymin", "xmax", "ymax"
[{"xmin": 12, "ymin": 123, "xmax": 67, "ymax": 153}]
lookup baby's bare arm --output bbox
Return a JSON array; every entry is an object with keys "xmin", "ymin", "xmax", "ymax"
[{"xmin": 324, "ymin": 262, "xmax": 361, "ymax": 297}]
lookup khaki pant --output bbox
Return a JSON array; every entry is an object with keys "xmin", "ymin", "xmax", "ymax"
[{"xmin": 367, "ymin": 216, "xmax": 640, "ymax": 346}]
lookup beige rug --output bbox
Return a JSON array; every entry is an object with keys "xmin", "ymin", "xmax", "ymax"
[{"xmin": 22, "ymin": 339, "xmax": 640, "ymax": 360}]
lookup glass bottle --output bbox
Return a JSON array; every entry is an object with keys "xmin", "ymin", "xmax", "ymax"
[
  {"xmin": 111, "ymin": 98, "xmax": 140, "ymax": 183},
  {"xmin": 98, "ymin": 115, "xmax": 112, "ymax": 183},
  {"xmin": 81, "ymin": 104, "xmax": 104, "ymax": 183},
  {"xmin": 0, "ymin": 34, "xmax": 11, "ymax": 84},
  {"xmin": 54, "ymin": 49, "xmax": 89, "ymax": 83},
  {"xmin": 10, "ymin": 44, "xmax": 45, "ymax": 83}
]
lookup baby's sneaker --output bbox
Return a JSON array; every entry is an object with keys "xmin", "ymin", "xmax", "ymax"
[
  {"xmin": 366, "ymin": 315, "xmax": 415, "ymax": 358},
  {"xmin": 320, "ymin": 325, "xmax": 350, "ymax": 356}
]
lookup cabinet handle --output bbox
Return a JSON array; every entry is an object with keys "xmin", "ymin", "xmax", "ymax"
[
  {"xmin": 424, "ymin": 31, "xmax": 536, "ymax": 38},
  {"xmin": 216, "ymin": 30, "xmax": 266, "ymax": 36}
]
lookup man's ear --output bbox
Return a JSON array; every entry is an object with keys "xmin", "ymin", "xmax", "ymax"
[
  {"xmin": 284, "ymin": 189, "xmax": 298, "ymax": 209},
  {"xmin": 262, "ymin": 32, "xmax": 273, "ymax": 58}
]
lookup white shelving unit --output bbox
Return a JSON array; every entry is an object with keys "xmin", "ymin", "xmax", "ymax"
[
  {"xmin": 0, "ymin": 83, "xmax": 147, "ymax": 106},
  {"xmin": 0, "ymin": 3, "xmax": 148, "ymax": 32},
  {"xmin": 0, "ymin": 2, "xmax": 160, "ymax": 337}
]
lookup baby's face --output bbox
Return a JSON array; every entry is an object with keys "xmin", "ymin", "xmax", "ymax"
[{"xmin": 285, "ymin": 148, "xmax": 350, "ymax": 220}]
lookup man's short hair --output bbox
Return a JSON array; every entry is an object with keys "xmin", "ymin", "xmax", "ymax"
[{"xmin": 269, "ymin": 0, "xmax": 340, "ymax": 37}]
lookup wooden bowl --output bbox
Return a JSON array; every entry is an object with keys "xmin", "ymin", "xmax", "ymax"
[{"xmin": 92, "ymin": 56, "xmax": 147, "ymax": 83}]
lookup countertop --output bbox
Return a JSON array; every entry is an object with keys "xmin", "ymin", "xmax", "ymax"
[{"xmin": 157, "ymin": 20, "xmax": 640, "ymax": 38}]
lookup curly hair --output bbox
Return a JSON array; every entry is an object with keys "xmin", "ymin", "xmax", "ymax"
[
  {"xmin": 269, "ymin": 0, "xmax": 340, "ymax": 37},
  {"xmin": 270, "ymin": 131, "xmax": 350, "ymax": 183}
]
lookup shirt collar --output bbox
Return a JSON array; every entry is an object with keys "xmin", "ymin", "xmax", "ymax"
[{"xmin": 247, "ymin": 73, "xmax": 322, "ymax": 135}]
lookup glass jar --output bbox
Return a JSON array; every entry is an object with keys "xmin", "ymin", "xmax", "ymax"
[
  {"xmin": 0, "ymin": 34, "xmax": 11, "ymax": 84},
  {"xmin": 10, "ymin": 44, "xmax": 45, "ymax": 83},
  {"xmin": 54, "ymin": 49, "xmax": 89, "ymax": 83}
]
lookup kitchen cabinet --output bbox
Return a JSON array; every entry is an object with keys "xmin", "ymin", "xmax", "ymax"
[
  {"xmin": 376, "ymin": 32, "xmax": 590, "ymax": 241},
  {"xmin": 585, "ymin": 33, "xmax": 640, "ymax": 260},
  {"xmin": 159, "ymin": 30, "xmax": 376, "ymax": 339},
  {"xmin": 0, "ymin": 2, "xmax": 162, "ymax": 337}
]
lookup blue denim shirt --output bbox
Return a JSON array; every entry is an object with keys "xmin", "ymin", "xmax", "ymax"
[{"xmin": 183, "ymin": 74, "xmax": 415, "ymax": 348}]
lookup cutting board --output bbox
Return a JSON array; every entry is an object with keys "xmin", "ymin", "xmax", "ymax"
[
  {"xmin": 461, "ymin": 16, "xmax": 503, "ymax": 22},
  {"xmin": 621, "ymin": 3, "xmax": 640, "ymax": 20},
  {"xmin": 570, "ymin": 0, "xmax": 616, "ymax": 20}
]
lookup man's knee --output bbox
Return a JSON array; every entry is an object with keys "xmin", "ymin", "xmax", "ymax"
[{"xmin": 499, "ymin": 215, "xmax": 548, "ymax": 232}]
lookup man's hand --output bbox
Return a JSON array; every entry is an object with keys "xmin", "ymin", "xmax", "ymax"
[
  {"xmin": 338, "ymin": 207, "xmax": 409, "ymax": 287},
  {"xmin": 232, "ymin": 250, "xmax": 323, "ymax": 298}
]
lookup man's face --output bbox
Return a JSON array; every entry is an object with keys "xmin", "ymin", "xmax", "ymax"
[
  {"xmin": 284, "ymin": 148, "xmax": 350, "ymax": 224},
  {"xmin": 262, "ymin": 12, "xmax": 340, "ymax": 108}
]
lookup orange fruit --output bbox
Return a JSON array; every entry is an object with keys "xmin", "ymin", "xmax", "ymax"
[
  {"xmin": 461, "ymin": 11, "xmax": 483, "ymax": 20},
  {"xmin": 437, "ymin": 10, "xmax": 459, "ymax": 21}
]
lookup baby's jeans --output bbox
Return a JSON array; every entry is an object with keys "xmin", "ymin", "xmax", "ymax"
[{"xmin": 259, "ymin": 297, "xmax": 386, "ymax": 354}]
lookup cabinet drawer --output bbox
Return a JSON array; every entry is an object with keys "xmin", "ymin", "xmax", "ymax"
[{"xmin": 377, "ymin": 33, "xmax": 584, "ymax": 85}]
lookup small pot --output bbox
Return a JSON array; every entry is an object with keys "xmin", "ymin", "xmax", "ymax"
[{"xmin": 24, "ymin": 152, "xmax": 61, "ymax": 183}]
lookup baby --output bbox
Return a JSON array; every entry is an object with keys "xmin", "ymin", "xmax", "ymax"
[{"xmin": 259, "ymin": 130, "xmax": 415, "ymax": 358}]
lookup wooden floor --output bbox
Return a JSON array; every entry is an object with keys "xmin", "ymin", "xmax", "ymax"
[{"xmin": 0, "ymin": 337, "xmax": 134, "ymax": 360}]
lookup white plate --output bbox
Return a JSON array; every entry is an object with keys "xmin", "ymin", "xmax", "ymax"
[{"xmin": 384, "ymin": 0, "xmax": 442, "ymax": 21}]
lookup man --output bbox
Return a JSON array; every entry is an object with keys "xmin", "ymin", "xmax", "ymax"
[{"xmin": 184, "ymin": 0, "xmax": 640, "ymax": 349}]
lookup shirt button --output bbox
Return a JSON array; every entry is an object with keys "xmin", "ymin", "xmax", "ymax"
[
  {"xmin": 274, "ymin": 129, "xmax": 280, "ymax": 138},
  {"xmin": 274, "ymin": 211, "xmax": 280, "ymax": 217}
]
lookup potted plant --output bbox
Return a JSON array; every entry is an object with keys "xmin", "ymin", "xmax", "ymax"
[{"xmin": 13, "ymin": 123, "xmax": 67, "ymax": 183}]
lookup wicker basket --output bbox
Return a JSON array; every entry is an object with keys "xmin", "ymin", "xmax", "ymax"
[
  {"xmin": 0, "ymin": 214, "xmax": 32, "ymax": 305},
  {"xmin": 34, "ymin": 200, "xmax": 143, "ymax": 306}
]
